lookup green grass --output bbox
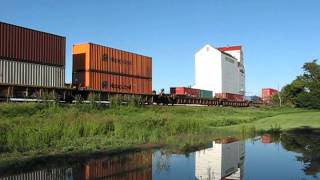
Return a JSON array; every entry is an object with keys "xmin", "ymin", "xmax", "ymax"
[
  {"xmin": 247, "ymin": 111, "xmax": 320, "ymax": 130},
  {"xmin": 0, "ymin": 102, "xmax": 318, "ymax": 160}
]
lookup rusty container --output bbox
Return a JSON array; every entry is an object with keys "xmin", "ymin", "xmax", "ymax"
[
  {"xmin": 73, "ymin": 43, "xmax": 152, "ymax": 94},
  {"xmin": 0, "ymin": 22, "xmax": 66, "ymax": 67}
]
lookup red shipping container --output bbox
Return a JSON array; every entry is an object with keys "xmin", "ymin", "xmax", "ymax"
[
  {"xmin": 215, "ymin": 93, "xmax": 244, "ymax": 101},
  {"xmin": 0, "ymin": 22, "xmax": 65, "ymax": 67},
  {"xmin": 262, "ymin": 88, "xmax": 278, "ymax": 103},
  {"xmin": 170, "ymin": 87, "xmax": 200, "ymax": 97}
]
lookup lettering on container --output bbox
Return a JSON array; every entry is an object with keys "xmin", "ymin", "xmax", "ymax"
[
  {"xmin": 111, "ymin": 83, "xmax": 131, "ymax": 90},
  {"xmin": 102, "ymin": 81, "xmax": 109, "ymax": 88},
  {"xmin": 101, "ymin": 81, "xmax": 132, "ymax": 90},
  {"xmin": 102, "ymin": 54, "xmax": 132, "ymax": 65}
]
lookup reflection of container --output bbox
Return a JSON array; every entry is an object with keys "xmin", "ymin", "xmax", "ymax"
[
  {"xmin": 72, "ymin": 43, "xmax": 152, "ymax": 94},
  {"xmin": 0, "ymin": 22, "xmax": 65, "ymax": 67},
  {"xmin": 0, "ymin": 166, "xmax": 80, "ymax": 180},
  {"xmin": 199, "ymin": 89, "xmax": 213, "ymax": 98},
  {"xmin": 262, "ymin": 134, "xmax": 272, "ymax": 144},
  {"xmin": 170, "ymin": 87, "xmax": 200, "ymax": 97},
  {"xmin": 215, "ymin": 93, "xmax": 244, "ymax": 101},
  {"xmin": 0, "ymin": 59, "xmax": 65, "ymax": 88},
  {"xmin": 84, "ymin": 151, "xmax": 152, "ymax": 180},
  {"xmin": 215, "ymin": 137, "xmax": 238, "ymax": 144}
]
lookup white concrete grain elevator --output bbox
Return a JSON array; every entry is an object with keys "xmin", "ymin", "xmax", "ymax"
[{"xmin": 193, "ymin": 44, "xmax": 245, "ymax": 97}]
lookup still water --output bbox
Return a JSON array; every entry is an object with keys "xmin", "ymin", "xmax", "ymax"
[{"xmin": 1, "ymin": 131, "xmax": 320, "ymax": 180}]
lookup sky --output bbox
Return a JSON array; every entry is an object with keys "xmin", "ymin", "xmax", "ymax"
[{"xmin": 0, "ymin": 0, "xmax": 319, "ymax": 96}]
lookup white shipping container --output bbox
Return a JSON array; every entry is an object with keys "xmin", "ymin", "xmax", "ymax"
[{"xmin": 0, "ymin": 59, "xmax": 65, "ymax": 88}]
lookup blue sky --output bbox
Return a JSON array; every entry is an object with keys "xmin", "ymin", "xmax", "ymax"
[{"xmin": 1, "ymin": 0, "xmax": 319, "ymax": 96}]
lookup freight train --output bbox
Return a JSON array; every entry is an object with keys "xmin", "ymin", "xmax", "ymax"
[{"xmin": 0, "ymin": 21, "xmax": 253, "ymax": 107}]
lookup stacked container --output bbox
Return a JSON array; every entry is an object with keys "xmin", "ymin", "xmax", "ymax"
[
  {"xmin": 72, "ymin": 43, "xmax": 152, "ymax": 94},
  {"xmin": 0, "ymin": 22, "xmax": 65, "ymax": 88}
]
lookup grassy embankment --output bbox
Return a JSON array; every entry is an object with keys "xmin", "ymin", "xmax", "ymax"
[{"xmin": 0, "ymin": 102, "xmax": 319, "ymax": 161}]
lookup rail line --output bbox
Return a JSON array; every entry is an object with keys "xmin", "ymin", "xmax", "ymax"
[{"xmin": 0, "ymin": 84, "xmax": 261, "ymax": 107}]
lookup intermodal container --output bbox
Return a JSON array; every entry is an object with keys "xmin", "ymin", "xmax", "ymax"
[
  {"xmin": 0, "ymin": 22, "xmax": 66, "ymax": 67},
  {"xmin": 262, "ymin": 88, "xmax": 278, "ymax": 102},
  {"xmin": 199, "ymin": 89, "xmax": 213, "ymax": 98},
  {"xmin": 170, "ymin": 87, "xmax": 200, "ymax": 97},
  {"xmin": 73, "ymin": 71, "xmax": 152, "ymax": 94},
  {"xmin": 73, "ymin": 43, "xmax": 152, "ymax": 78},
  {"xmin": 245, "ymin": 96, "xmax": 262, "ymax": 102},
  {"xmin": 72, "ymin": 43, "xmax": 152, "ymax": 94},
  {"xmin": 215, "ymin": 93, "xmax": 244, "ymax": 101},
  {"xmin": 0, "ymin": 59, "xmax": 65, "ymax": 88}
]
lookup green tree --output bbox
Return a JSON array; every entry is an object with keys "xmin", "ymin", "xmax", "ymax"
[{"xmin": 281, "ymin": 60, "xmax": 320, "ymax": 108}]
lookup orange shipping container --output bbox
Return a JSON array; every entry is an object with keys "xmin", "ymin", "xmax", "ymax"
[
  {"xmin": 72, "ymin": 43, "xmax": 152, "ymax": 78},
  {"xmin": 73, "ymin": 43, "xmax": 152, "ymax": 94},
  {"xmin": 73, "ymin": 68, "xmax": 152, "ymax": 94}
]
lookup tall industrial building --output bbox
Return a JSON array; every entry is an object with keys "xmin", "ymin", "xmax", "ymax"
[{"xmin": 193, "ymin": 44, "xmax": 245, "ymax": 97}]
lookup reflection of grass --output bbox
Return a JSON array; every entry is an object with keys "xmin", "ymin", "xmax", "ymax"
[{"xmin": 0, "ymin": 103, "xmax": 315, "ymax": 160}]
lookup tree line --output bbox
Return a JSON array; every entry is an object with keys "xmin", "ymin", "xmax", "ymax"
[{"xmin": 273, "ymin": 60, "xmax": 320, "ymax": 109}]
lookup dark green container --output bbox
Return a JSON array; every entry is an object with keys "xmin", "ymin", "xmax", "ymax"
[{"xmin": 200, "ymin": 90, "xmax": 213, "ymax": 98}]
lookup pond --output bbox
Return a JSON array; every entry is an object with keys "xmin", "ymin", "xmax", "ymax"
[{"xmin": 1, "ymin": 128, "xmax": 320, "ymax": 180}]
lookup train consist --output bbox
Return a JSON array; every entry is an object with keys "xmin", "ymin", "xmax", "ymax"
[{"xmin": 0, "ymin": 22, "xmax": 253, "ymax": 107}]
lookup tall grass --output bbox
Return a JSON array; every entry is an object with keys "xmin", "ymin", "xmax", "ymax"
[{"xmin": 0, "ymin": 103, "xmax": 303, "ymax": 155}]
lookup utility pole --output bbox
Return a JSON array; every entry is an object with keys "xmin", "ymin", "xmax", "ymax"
[{"xmin": 277, "ymin": 85, "xmax": 282, "ymax": 107}]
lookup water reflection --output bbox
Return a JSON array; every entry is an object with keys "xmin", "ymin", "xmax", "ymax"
[
  {"xmin": 195, "ymin": 137, "xmax": 245, "ymax": 180},
  {"xmin": 0, "ymin": 151, "xmax": 152, "ymax": 180},
  {"xmin": 281, "ymin": 128, "xmax": 320, "ymax": 178},
  {"xmin": 1, "ymin": 130, "xmax": 320, "ymax": 180}
]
